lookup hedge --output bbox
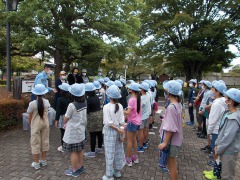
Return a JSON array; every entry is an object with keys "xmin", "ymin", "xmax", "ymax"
[{"xmin": 0, "ymin": 80, "xmax": 13, "ymax": 85}]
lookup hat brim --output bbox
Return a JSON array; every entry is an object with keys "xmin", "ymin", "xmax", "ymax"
[
  {"xmin": 31, "ymin": 89, "xmax": 48, "ymax": 95},
  {"xmin": 58, "ymin": 85, "xmax": 69, "ymax": 92},
  {"xmin": 223, "ymin": 90, "xmax": 240, "ymax": 103},
  {"xmin": 68, "ymin": 87, "xmax": 85, "ymax": 97},
  {"xmin": 128, "ymin": 86, "xmax": 140, "ymax": 92},
  {"xmin": 106, "ymin": 91, "xmax": 121, "ymax": 99}
]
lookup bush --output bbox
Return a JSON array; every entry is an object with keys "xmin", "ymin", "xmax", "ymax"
[{"xmin": 0, "ymin": 80, "xmax": 13, "ymax": 85}]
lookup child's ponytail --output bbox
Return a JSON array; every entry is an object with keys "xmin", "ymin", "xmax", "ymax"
[
  {"xmin": 137, "ymin": 92, "xmax": 141, "ymax": 114},
  {"xmin": 113, "ymin": 99, "xmax": 119, "ymax": 113},
  {"xmin": 37, "ymin": 95, "xmax": 44, "ymax": 119}
]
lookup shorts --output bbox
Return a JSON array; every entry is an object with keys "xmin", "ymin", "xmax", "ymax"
[
  {"xmin": 159, "ymin": 139, "xmax": 180, "ymax": 158},
  {"xmin": 127, "ymin": 122, "xmax": 140, "ymax": 132},
  {"xmin": 139, "ymin": 118, "xmax": 149, "ymax": 129},
  {"xmin": 62, "ymin": 140, "xmax": 85, "ymax": 152}
]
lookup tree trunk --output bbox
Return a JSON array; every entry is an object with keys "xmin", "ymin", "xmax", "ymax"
[
  {"xmin": 185, "ymin": 63, "xmax": 203, "ymax": 83},
  {"xmin": 54, "ymin": 48, "xmax": 63, "ymax": 82}
]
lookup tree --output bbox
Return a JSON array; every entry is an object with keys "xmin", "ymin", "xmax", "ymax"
[
  {"xmin": 229, "ymin": 64, "xmax": 240, "ymax": 75},
  {"xmin": 9, "ymin": 0, "xmax": 141, "ymax": 80},
  {"xmin": 141, "ymin": 0, "xmax": 239, "ymax": 81}
]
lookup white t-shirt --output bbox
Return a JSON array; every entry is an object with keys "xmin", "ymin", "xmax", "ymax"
[
  {"xmin": 141, "ymin": 94, "xmax": 151, "ymax": 120},
  {"xmin": 103, "ymin": 102, "xmax": 124, "ymax": 127},
  {"xmin": 63, "ymin": 102, "xmax": 87, "ymax": 144}
]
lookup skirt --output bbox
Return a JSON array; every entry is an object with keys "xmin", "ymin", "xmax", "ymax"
[{"xmin": 62, "ymin": 140, "xmax": 85, "ymax": 152}]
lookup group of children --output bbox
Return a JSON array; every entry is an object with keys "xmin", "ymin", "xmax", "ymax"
[{"xmin": 185, "ymin": 79, "xmax": 240, "ymax": 180}]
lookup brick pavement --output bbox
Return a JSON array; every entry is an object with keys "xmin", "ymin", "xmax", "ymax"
[{"xmin": 0, "ymin": 106, "xmax": 239, "ymax": 180}]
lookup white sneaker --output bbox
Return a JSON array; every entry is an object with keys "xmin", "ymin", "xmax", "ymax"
[
  {"xmin": 57, "ymin": 146, "xmax": 64, "ymax": 152},
  {"xmin": 31, "ymin": 162, "xmax": 41, "ymax": 170},
  {"xmin": 95, "ymin": 148, "xmax": 104, "ymax": 153}
]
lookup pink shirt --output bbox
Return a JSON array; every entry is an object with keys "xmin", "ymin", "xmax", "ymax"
[
  {"xmin": 159, "ymin": 102, "xmax": 183, "ymax": 146},
  {"xmin": 128, "ymin": 97, "xmax": 142, "ymax": 125}
]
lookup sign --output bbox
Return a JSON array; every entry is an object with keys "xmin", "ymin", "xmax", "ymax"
[{"xmin": 22, "ymin": 80, "xmax": 34, "ymax": 93}]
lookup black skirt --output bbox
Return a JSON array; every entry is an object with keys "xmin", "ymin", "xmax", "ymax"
[{"xmin": 62, "ymin": 140, "xmax": 86, "ymax": 152}]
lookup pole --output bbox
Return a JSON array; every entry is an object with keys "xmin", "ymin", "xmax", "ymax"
[
  {"xmin": 124, "ymin": 66, "xmax": 127, "ymax": 80},
  {"xmin": 6, "ymin": 0, "xmax": 11, "ymax": 92}
]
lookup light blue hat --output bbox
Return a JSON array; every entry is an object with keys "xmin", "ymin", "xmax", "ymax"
[
  {"xmin": 93, "ymin": 81, "xmax": 101, "ymax": 89},
  {"xmin": 105, "ymin": 80, "xmax": 114, "ymax": 87},
  {"xmin": 106, "ymin": 85, "xmax": 121, "ymax": 99},
  {"xmin": 162, "ymin": 80, "xmax": 169, "ymax": 89},
  {"xmin": 128, "ymin": 82, "xmax": 140, "ymax": 92},
  {"xmin": 98, "ymin": 78, "xmax": 104, "ymax": 84},
  {"xmin": 203, "ymin": 80, "xmax": 212, "ymax": 89},
  {"xmin": 218, "ymin": 80, "xmax": 225, "ymax": 85},
  {"xmin": 114, "ymin": 80, "xmax": 123, "ymax": 88},
  {"xmin": 211, "ymin": 80, "xmax": 217, "ymax": 85},
  {"xmin": 140, "ymin": 82, "xmax": 150, "ymax": 91},
  {"xmin": 212, "ymin": 81, "xmax": 227, "ymax": 94},
  {"xmin": 154, "ymin": 80, "xmax": 158, "ymax": 86},
  {"xmin": 150, "ymin": 80, "xmax": 156, "ymax": 87},
  {"xmin": 104, "ymin": 77, "xmax": 110, "ymax": 82},
  {"xmin": 144, "ymin": 80, "xmax": 154, "ymax": 88},
  {"xmin": 199, "ymin": 80, "xmax": 204, "ymax": 84},
  {"xmin": 224, "ymin": 88, "xmax": 240, "ymax": 103},
  {"xmin": 32, "ymin": 84, "xmax": 48, "ymax": 95},
  {"xmin": 58, "ymin": 83, "xmax": 70, "ymax": 92},
  {"xmin": 68, "ymin": 83, "xmax": 85, "ymax": 97},
  {"xmin": 176, "ymin": 79, "xmax": 184, "ymax": 86},
  {"xmin": 85, "ymin": 82, "xmax": 96, "ymax": 92},
  {"xmin": 120, "ymin": 78, "xmax": 126, "ymax": 85},
  {"xmin": 164, "ymin": 80, "xmax": 182, "ymax": 96},
  {"xmin": 189, "ymin": 79, "xmax": 197, "ymax": 84},
  {"xmin": 127, "ymin": 80, "xmax": 135, "ymax": 84}
]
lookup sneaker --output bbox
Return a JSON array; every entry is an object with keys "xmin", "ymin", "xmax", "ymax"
[
  {"xmin": 208, "ymin": 154, "xmax": 214, "ymax": 160},
  {"xmin": 146, "ymin": 139, "xmax": 150, "ymax": 145},
  {"xmin": 159, "ymin": 166, "xmax": 170, "ymax": 174},
  {"xmin": 207, "ymin": 160, "xmax": 215, "ymax": 167},
  {"xmin": 84, "ymin": 152, "xmax": 96, "ymax": 158},
  {"xmin": 205, "ymin": 173, "xmax": 218, "ymax": 180},
  {"xmin": 196, "ymin": 132, "xmax": 202, "ymax": 136},
  {"xmin": 31, "ymin": 162, "xmax": 41, "ymax": 170},
  {"xmin": 95, "ymin": 148, "xmax": 104, "ymax": 154},
  {"xmin": 39, "ymin": 160, "xmax": 47, "ymax": 167},
  {"xmin": 186, "ymin": 121, "xmax": 194, "ymax": 126},
  {"xmin": 77, "ymin": 166, "xmax": 85, "ymax": 174},
  {"xmin": 102, "ymin": 175, "xmax": 114, "ymax": 180},
  {"xmin": 132, "ymin": 154, "xmax": 139, "ymax": 164},
  {"xmin": 200, "ymin": 145, "xmax": 211, "ymax": 151},
  {"xmin": 199, "ymin": 134, "xmax": 207, "ymax": 139},
  {"xmin": 64, "ymin": 168, "xmax": 80, "ymax": 177},
  {"xmin": 126, "ymin": 157, "xmax": 133, "ymax": 167},
  {"xmin": 143, "ymin": 143, "xmax": 148, "ymax": 149},
  {"xmin": 113, "ymin": 169, "xmax": 121, "ymax": 178},
  {"xmin": 57, "ymin": 146, "xmax": 64, "ymax": 152},
  {"xmin": 137, "ymin": 146, "xmax": 144, "ymax": 153},
  {"xmin": 203, "ymin": 149, "xmax": 212, "ymax": 154},
  {"xmin": 203, "ymin": 170, "xmax": 213, "ymax": 175}
]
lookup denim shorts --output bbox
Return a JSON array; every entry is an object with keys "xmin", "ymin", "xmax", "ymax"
[
  {"xmin": 139, "ymin": 118, "xmax": 149, "ymax": 129},
  {"xmin": 211, "ymin": 134, "xmax": 218, "ymax": 151},
  {"xmin": 127, "ymin": 122, "xmax": 140, "ymax": 132}
]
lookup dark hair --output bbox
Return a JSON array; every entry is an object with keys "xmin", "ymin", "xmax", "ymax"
[
  {"xmin": 169, "ymin": 93, "xmax": 181, "ymax": 103},
  {"xmin": 71, "ymin": 67, "xmax": 78, "ymax": 74},
  {"xmin": 75, "ymin": 74, "xmax": 83, "ymax": 84},
  {"xmin": 151, "ymin": 87, "xmax": 154, "ymax": 92},
  {"xmin": 37, "ymin": 96, "xmax": 44, "ymax": 119},
  {"xmin": 233, "ymin": 101, "xmax": 239, "ymax": 107},
  {"xmin": 112, "ymin": 99, "xmax": 119, "ymax": 113},
  {"xmin": 72, "ymin": 95, "xmax": 85, "ymax": 102},
  {"xmin": 86, "ymin": 90, "xmax": 96, "ymax": 97},
  {"xmin": 60, "ymin": 90, "xmax": 69, "ymax": 98},
  {"xmin": 132, "ymin": 90, "xmax": 141, "ymax": 114}
]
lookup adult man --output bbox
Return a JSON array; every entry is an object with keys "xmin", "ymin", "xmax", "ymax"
[
  {"xmin": 31, "ymin": 62, "xmax": 57, "ymax": 101},
  {"xmin": 186, "ymin": 79, "xmax": 197, "ymax": 126}
]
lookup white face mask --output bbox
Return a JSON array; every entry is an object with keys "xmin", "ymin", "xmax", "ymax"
[
  {"xmin": 61, "ymin": 75, "xmax": 66, "ymax": 80},
  {"xmin": 47, "ymin": 70, "xmax": 53, "ymax": 75},
  {"xmin": 82, "ymin": 73, "xmax": 86, "ymax": 76},
  {"xmin": 189, "ymin": 83, "xmax": 193, "ymax": 87},
  {"xmin": 202, "ymin": 86, "xmax": 205, "ymax": 90},
  {"xmin": 98, "ymin": 72, "xmax": 102, "ymax": 76}
]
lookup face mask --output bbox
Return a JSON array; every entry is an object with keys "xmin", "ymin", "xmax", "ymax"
[
  {"xmin": 211, "ymin": 90, "xmax": 216, "ymax": 97},
  {"xmin": 189, "ymin": 83, "xmax": 193, "ymax": 87},
  {"xmin": 61, "ymin": 75, "xmax": 66, "ymax": 79},
  {"xmin": 98, "ymin": 72, "xmax": 102, "ymax": 76},
  {"xmin": 199, "ymin": 85, "xmax": 202, "ymax": 89},
  {"xmin": 47, "ymin": 70, "xmax": 53, "ymax": 75},
  {"xmin": 82, "ymin": 73, "xmax": 86, "ymax": 76}
]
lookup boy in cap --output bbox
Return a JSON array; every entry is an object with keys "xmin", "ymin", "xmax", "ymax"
[{"xmin": 186, "ymin": 79, "xmax": 197, "ymax": 126}]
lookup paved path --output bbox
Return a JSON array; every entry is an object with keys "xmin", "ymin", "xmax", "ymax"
[{"xmin": 0, "ymin": 106, "xmax": 239, "ymax": 180}]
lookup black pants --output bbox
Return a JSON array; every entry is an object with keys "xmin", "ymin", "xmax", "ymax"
[
  {"xmin": 60, "ymin": 128, "xmax": 65, "ymax": 146},
  {"xmin": 90, "ymin": 131, "xmax": 103, "ymax": 152},
  {"xmin": 202, "ymin": 116, "xmax": 207, "ymax": 136},
  {"xmin": 188, "ymin": 106, "xmax": 194, "ymax": 122}
]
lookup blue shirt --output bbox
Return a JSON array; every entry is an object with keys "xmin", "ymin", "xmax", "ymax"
[{"xmin": 34, "ymin": 71, "xmax": 52, "ymax": 92}]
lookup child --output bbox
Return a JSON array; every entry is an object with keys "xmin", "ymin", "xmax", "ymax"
[
  {"xmin": 84, "ymin": 83, "xmax": 103, "ymax": 158},
  {"xmin": 186, "ymin": 79, "xmax": 196, "ymax": 126},
  {"xmin": 212, "ymin": 88, "xmax": 240, "ymax": 180},
  {"xmin": 93, "ymin": 80, "xmax": 103, "ymax": 106},
  {"xmin": 63, "ymin": 83, "xmax": 87, "ymax": 177},
  {"xmin": 158, "ymin": 80, "xmax": 183, "ymax": 179},
  {"xmin": 102, "ymin": 85, "xmax": 125, "ymax": 180},
  {"xmin": 124, "ymin": 83, "xmax": 142, "ymax": 166},
  {"xmin": 55, "ymin": 83, "xmax": 71, "ymax": 152},
  {"xmin": 27, "ymin": 84, "xmax": 50, "ymax": 170},
  {"xmin": 138, "ymin": 82, "xmax": 151, "ymax": 152},
  {"xmin": 120, "ymin": 78, "xmax": 129, "ymax": 109}
]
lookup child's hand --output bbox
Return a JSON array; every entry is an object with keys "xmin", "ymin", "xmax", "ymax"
[
  {"xmin": 158, "ymin": 142, "xmax": 167, "ymax": 150},
  {"xmin": 63, "ymin": 123, "xmax": 67, "ymax": 129},
  {"xmin": 54, "ymin": 120, "xmax": 58, "ymax": 128},
  {"xmin": 119, "ymin": 137, "xmax": 125, "ymax": 142}
]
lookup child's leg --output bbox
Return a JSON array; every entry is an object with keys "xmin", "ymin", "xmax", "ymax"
[
  {"xmin": 77, "ymin": 150, "xmax": 84, "ymax": 168},
  {"xmin": 60, "ymin": 128, "xmax": 65, "ymax": 146},
  {"xmin": 70, "ymin": 152, "xmax": 80, "ymax": 171},
  {"xmin": 33, "ymin": 154, "xmax": 40, "ymax": 163},
  {"xmin": 126, "ymin": 131, "xmax": 133, "ymax": 158},
  {"xmin": 90, "ymin": 132, "xmax": 97, "ymax": 152},
  {"xmin": 132, "ymin": 132, "xmax": 138, "ymax": 155},
  {"xmin": 138, "ymin": 129, "xmax": 144, "ymax": 148},
  {"xmin": 41, "ymin": 151, "xmax": 47, "ymax": 161},
  {"xmin": 167, "ymin": 157, "xmax": 178, "ymax": 180},
  {"xmin": 97, "ymin": 131, "xmax": 103, "ymax": 148},
  {"xmin": 221, "ymin": 154, "xmax": 238, "ymax": 180},
  {"xmin": 143, "ymin": 119, "xmax": 149, "ymax": 143}
]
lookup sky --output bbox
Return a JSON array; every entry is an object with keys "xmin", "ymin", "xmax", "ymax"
[{"xmin": 223, "ymin": 45, "xmax": 240, "ymax": 72}]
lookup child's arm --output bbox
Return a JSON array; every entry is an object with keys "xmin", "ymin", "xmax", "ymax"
[
  {"xmin": 109, "ymin": 124, "xmax": 124, "ymax": 135},
  {"xmin": 28, "ymin": 112, "xmax": 33, "ymax": 125},
  {"xmin": 64, "ymin": 117, "xmax": 69, "ymax": 123},
  {"xmin": 124, "ymin": 108, "xmax": 131, "ymax": 115},
  {"xmin": 158, "ymin": 131, "xmax": 172, "ymax": 150}
]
